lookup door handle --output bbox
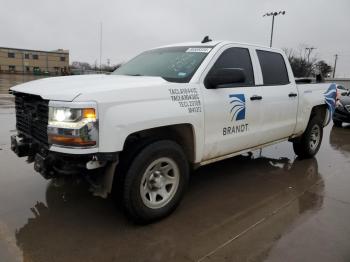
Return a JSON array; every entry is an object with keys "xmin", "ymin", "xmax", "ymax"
[
  {"xmin": 250, "ymin": 95, "xmax": 263, "ymax": 101},
  {"xmin": 288, "ymin": 92, "xmax": 298, "ymax": 97}
]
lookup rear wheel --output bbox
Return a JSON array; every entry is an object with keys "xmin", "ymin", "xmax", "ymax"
[
  {"xmin": 122, "ymin": 140, "xmax": 189, "ymax": 224},
  {"xmin": 333, "ymin": 120, "xmax": 342, "ymax": 127},
  {"xmin": 293, "ymin": 117, "xmax": 323, "ymax": 159}
]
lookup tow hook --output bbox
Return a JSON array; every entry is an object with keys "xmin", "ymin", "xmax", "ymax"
[
  {"xmin": 11, "ymin": 135, "xmax": 32, "ymax": 157},
  {"xmin": 86, "ymin": 156, "xmax": 107, "ymax": 170},
  {"xmin": 34, "ymin": 153, "xmax": 55, "ymax": 179}
]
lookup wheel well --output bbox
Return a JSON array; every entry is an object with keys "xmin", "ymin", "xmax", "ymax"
[
  {"xmin": 290, "ymin": 104, "xmax": 328, "ymax": 143},
  {"xmin": 123, "ymin": 124, "xmax": 196, "ymax": 163},
  {"xmin": 310, "ymin": 105, "xmax": 328, "ymax": 125}
]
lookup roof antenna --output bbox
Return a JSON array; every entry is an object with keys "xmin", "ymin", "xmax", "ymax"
[{"xmin": 201, "ymin": 36, "xmax": 212, "ymax": 43}]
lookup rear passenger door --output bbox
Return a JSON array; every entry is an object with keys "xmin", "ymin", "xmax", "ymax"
[{"xmin": 255, "ymin": 50, "xmax": 298, "ymax": 144}]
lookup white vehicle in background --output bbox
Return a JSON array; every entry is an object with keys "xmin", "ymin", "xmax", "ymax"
[{"xmin": 10, "ymin": 38, "xmax": 336, "ymax": 223}]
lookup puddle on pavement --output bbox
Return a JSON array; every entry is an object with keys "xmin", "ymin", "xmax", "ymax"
[
  {"xmin": 0, "ymin": 149, "xmax": 328, "ymax": 261},
  {"xmin": 0, "ymin": 103, "xmax": 349, "ymax": 261}
]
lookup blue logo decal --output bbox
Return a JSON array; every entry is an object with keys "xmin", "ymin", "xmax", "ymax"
[
  {"xmin": 324, "ymin": 83, "xmax": 337, "ymax": 125},
  {"xmin": 229, "ymin": 94, "xmax": 246, "ymax": 121}
]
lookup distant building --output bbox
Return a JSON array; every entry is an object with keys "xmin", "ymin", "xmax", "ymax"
[{"xmin": 0, "ymin": 47, "xmax": 69, "ymax": 75}]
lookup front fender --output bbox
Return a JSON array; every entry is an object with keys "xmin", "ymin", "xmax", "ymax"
[{"xmin": 97, "ymin": 98, "xmax": 204, "ymax": 162}]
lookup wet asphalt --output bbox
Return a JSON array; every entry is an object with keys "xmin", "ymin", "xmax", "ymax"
[{"xmin": 0, "ymin": 96, "xmax": 350, "ymax": 262}]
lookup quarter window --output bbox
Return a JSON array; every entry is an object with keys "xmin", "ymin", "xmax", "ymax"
[
  {"xmin": 256, "ymin": 50, "xmax": 289, "ymax": 85},
  {"xmin": 207, "ymin": 47, "xmax": 255, "ymax": 88}
]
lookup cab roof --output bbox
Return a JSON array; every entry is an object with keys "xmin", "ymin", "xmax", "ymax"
[{"xmin": 155, "ymin": 40, "xmax": 283, "ymax": 53}]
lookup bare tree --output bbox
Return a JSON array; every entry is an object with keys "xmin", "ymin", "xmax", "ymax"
[{"xmin": 283, "ymin": 45, "xmax": 331, "ymax": 78}]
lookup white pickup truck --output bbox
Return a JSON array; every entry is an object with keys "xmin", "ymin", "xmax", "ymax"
[{"xmin": 10, "ymin": 40, "xmax": 337, "ymax": 223}]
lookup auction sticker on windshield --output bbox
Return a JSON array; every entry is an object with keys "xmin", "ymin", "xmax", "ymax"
[{"xmin": 186, "ymin": 48, "xmax": 212, "ymax": 53}]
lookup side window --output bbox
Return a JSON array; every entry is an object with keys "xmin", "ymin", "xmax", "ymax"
[
  {"xmin": 256, "ymin": 50, "xmax": 289, "ymax": 85},
  {"xmin": 207, "ymin": 47, "xmax": 255, "ymax": 87}
]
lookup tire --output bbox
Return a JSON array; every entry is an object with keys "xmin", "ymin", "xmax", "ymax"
[
  {"xmin": 112, "ymin": 137, "xmax": 157, "ymax": 206},
  {"xmin": 122, "ymin": 140, "xmax": 189, "ymax": 224},
  {"xmin": 293, "ymin": 117, "xmax": 323, "ymax": 159},
  {"xmin": 333, "ymin": 120, "xmax": 342, "ymax": 127}
]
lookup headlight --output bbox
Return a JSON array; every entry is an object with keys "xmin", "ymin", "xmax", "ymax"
[
  {"xmin": 51, "ymin": 108, "xmax": 83, "ymax": 122},
  {"xmin": 48, "ymin": 102, "xmax": 98, "ymax": 148}
]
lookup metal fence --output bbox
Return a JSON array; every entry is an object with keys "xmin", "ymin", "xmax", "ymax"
[
  {"xmin": 325, "ymin": 78, "xmax": 350, "ymax": 90},
  {"xmin": 70, "ymin": 69, "xmax": 110, "ymax": 75}
]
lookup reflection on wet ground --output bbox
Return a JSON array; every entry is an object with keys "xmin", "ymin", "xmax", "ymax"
[
  {"xmin": 330, "ymin": 125, "xmax": 350, "ymax": 158},
  {"xmin": 0, "ymin": 74, "xmax": 46, "ymax": 94},
  {"xmin": 0, "ymin": 99, "xmax": 350, "ymax": 262}
]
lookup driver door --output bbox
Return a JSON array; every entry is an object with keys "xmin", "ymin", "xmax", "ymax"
[{"xmin": 201, "ymin": 46, "xmax": 263, "ymax": 161}]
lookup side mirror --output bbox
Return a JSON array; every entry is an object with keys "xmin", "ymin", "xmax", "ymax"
[{"xmin": 205, "ymin": 68, "xmax": 246, "ymax": 89}]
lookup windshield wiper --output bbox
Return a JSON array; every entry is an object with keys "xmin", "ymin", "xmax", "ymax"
[{"xmin": 125, "ymin": 73, "xmax": 144, "ymax": 76}]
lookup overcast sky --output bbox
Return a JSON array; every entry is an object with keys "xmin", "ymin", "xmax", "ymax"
[{"xmin": 1, "ymin": 0, "xmax": 349, "ymax": 77}]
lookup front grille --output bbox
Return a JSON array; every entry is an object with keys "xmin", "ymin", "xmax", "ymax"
[{"xmin": 14, "ymin": 93, "xmax": 49, "ymax": 145}]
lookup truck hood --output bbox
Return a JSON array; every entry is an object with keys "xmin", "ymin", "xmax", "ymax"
[{"xmin": 10, "ymin": 74, "xmax": 168, "ymax": 101}]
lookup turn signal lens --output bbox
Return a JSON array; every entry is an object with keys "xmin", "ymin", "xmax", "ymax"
[
  {"xmin": 49, "ymin": 134, "xmax": 96, "ymax": 147},
  {"xmin": 82, "ymin": 108, "xmax": 96, "ymax": 120}
]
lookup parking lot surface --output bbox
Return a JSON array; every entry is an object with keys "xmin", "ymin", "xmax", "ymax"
[
  {"xmin": 0, "ymin": 74, "xmax": 46, "ymax": 95},
  {"xmin": 0, "ymin": 96, "xmax": 350, "ymax": 262}
]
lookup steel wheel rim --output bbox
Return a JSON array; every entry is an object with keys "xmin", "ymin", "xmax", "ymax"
[
  {"xmin": 309, "ymin": 125, "xmax": 321, "ymax": 151},
  {"xmin": 140, "ymin": 157, "xmax": 180, "ymax": 209}
]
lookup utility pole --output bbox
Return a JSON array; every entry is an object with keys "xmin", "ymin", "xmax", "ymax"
[
  {"xmin": 263, "ymin": 11, "xmax": 286, "ymax": 47},
  {"xmin": 99, "ymin": 22, "xmax": 103, "ymax": 73},
  {"xmin": 333, "ymin": 54, "xmax": 338, "ymax": 78}
]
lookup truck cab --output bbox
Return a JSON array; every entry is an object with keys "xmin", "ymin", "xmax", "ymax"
[{"xmin": 197, "ymin": 43, "xmax": 299, "ymax": 160}]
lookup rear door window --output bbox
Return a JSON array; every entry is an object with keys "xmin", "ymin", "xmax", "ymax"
[{"xmin": 256, "ymin": 50, "xmax": 289, "ymax": 85}]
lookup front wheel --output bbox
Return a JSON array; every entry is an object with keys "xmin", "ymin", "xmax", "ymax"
[
  {"xmin": 122, "ymin": 140, "xmax": 189, "ymax": 224},
  {"xmin": 293, "ymin": 117, "xmax": 323, "ymax": 159}
]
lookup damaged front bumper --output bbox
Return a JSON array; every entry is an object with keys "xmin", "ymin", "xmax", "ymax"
[
  {"xmin": 11, "ymin": 135, "xmax": 118, "ymax": 179},
  {"xmin": 11, "ymin": 134, "xmax": 118, "ymax": 197}
]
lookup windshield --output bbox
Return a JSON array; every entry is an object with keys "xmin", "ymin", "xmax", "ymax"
[{"xmin": 112, "ymin": 46, "xmax": 213, "ymax": 83}]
